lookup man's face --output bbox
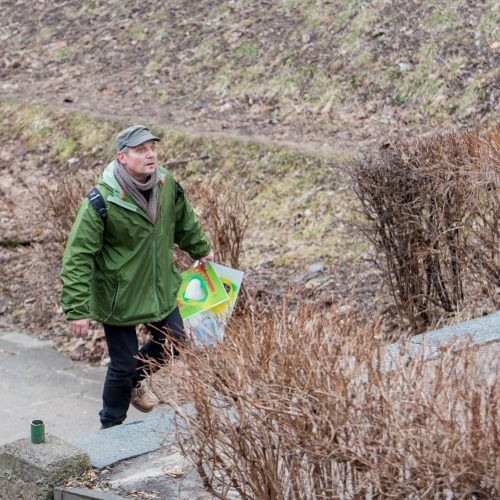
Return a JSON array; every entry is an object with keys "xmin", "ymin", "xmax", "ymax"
[{"xmin": 117, "ymin": 140, "xmax": 158, "ymax": 181}]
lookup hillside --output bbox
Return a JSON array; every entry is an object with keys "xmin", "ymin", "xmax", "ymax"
[
  {"xmin": 1, "ymin": 0, "xmax": 498, "ymax": 150},
  {"xmin": 0, "ymin": 0, "xmax": 498, "ymax": 358}
]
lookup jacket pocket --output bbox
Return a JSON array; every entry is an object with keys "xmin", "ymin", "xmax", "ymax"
[{"xmin": 103, "ymin": 281, "xmax": 120, "ymax": 322}]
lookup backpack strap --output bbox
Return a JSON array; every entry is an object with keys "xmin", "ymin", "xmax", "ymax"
[{"xmin": 87, "ymin": 187, "xmax": 108, "ymax": 221}]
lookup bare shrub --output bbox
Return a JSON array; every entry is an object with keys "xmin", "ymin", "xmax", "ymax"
[
  {"xmin": 157, "ymin": 305, "xmax": 499, "ymax": 498},
  {"xmin": 38, "ymin": 171, "xmax": 96, "ymax": 251},
  {"xmin": 193, "ymin": 181, "xmax": 249, "ymax": 270},
  {"xmin": 351, "ymin": 125, "xmax": 499, "ymax": 332}
]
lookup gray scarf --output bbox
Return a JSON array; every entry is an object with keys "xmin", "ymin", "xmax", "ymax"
[{"xmin": 114, "ymin": 161, "xmax": 159, "ymax": 224}]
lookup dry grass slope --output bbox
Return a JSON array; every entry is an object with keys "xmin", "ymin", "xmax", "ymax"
[{"xmin": 0, "ymin": 0, "xmax": 498, "ymax": 146}]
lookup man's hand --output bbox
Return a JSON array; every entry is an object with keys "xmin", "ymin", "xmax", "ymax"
[
  {"xmin": 199, "ymin": 252, "xmax": 215, "ymax": 266},
  {"xmin": 69, "ymin": 319, "xmax": 90, "ymax": 337}
]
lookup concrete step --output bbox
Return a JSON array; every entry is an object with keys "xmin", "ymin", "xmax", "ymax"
[{"xmin": 71, "ymin": 408, "xmax": 187, "ymax": 468}]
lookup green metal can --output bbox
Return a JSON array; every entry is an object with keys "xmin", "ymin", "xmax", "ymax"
[{"xmin": 31, "ymin": 419, "xmax": 45, "ymax": 444}]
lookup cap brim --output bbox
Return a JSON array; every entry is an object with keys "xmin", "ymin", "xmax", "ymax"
[{"xmin": 126, "ymin": 130, "xmax": 160, "ymax": 147}]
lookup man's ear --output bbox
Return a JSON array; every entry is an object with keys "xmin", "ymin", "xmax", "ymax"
[{"xmin": 116, "ymin": 151, "xmax": 126, "ymax": 164}]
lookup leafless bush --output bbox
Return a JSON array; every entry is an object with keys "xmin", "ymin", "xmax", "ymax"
[
  {"xmin": 157, "ymin": 304, "xmax": 499, "ymax": 498},
  {"xmin": 38, "ymin": 171, "xmax": 96, "ymax": 251},
  {"xmin": 193, "ymin": 181, "xmax": 249, "ymax": 270},
  {"xmin": 351, "ymin": 125, "xmax": 499, "ymax": 332}
]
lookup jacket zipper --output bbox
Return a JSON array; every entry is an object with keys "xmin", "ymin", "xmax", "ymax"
[
  {"xmin": 104, "ymin": 282, "xmax": 119, "ymax": 321},
  {"xmin": 152, "ymin": 226, "xmax": 160, "ymax": 319}
]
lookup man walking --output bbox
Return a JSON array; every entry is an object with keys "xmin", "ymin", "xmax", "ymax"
[{"xmin": 61, "ymin": 125, "xmax": 213, "ymax": 429}]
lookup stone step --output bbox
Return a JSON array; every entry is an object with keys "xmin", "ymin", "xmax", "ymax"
[{"xmin": 71, "ymin": 407, "xmax": 191, "ymax": 469}]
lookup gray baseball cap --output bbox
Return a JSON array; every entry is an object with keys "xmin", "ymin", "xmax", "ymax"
[{"xmin": 116, "ymin": 125, "xmax": 160, "ymax": 151}]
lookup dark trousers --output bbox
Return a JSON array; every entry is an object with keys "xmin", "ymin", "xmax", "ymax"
[{"xmin": 99, "ymin": 307, "xmax": 185, "ymax": 428}]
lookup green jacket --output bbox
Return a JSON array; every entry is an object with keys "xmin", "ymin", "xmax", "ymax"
[{"xmin": 60, "ymin": 161, "xmax": 210, "ymax": 325}]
